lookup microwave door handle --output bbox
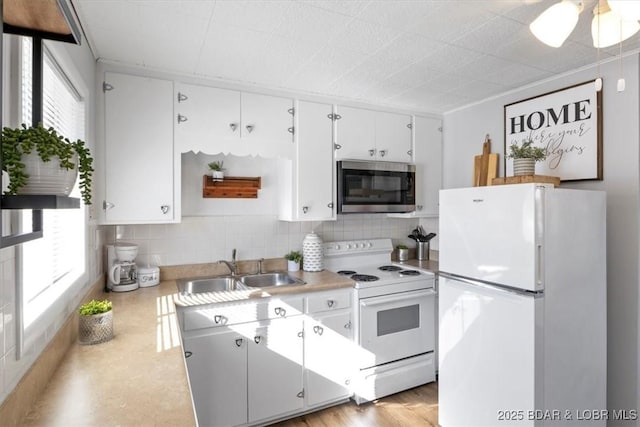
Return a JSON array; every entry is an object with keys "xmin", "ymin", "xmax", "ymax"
[{"xmin": 360, "ymin": 289, "xmax": 435, "ymax": 308}]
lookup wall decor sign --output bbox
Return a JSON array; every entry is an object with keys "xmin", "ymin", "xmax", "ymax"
[{"xmin": 504, "ymin": 80, "xmax": 603, "ymax": 181}]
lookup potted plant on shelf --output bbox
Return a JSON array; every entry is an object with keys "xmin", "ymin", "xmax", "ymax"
[
  {"xmin": 208, "ymin": 160, "xmax": 225, "ymax": 181},
  {"xmin": 284, "ymin": 250, "xmax": 302, "ymax": 272},
  {"xmin": 396, "ymin": 244, "xmax": 409, "ymax": 262},
  {"xmin": 506, "ymin": 139, "xmax": 546, "ymax": 176},
  {"xmin": 78, "ymin": 299, "xmax": 113, "ymax": 345},
  {"xmin": 2, "ymin": 124, "xmax": 94, "ymax": 204}
]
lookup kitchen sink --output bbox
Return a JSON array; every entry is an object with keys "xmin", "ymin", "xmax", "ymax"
[
  {"xmin": 177, "ymin": 276, "xmax": 238, "ymax": 294},
  {"xmin": 177, "ymin": 272, "xmax": 305, "ymax": 295},
  {"xmin": 239, "ymin": 273, "xmax": 305, "ymax": 288}
]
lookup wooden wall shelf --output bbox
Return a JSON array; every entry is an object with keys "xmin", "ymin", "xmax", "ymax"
[
  {"xmin": 492, "ymin": 175, "xmax": 561, "ymax": 187},
  {"xmin": 202, "ymin": 175, "xmax": 261, "ymax": 198}
]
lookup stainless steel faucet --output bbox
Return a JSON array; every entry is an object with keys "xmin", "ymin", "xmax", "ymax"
[{"xmin": 217, "ymin": 249, "xmax": 237, "ymax": 276}]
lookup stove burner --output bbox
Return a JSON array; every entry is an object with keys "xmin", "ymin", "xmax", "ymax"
[
  {"xmin": 399, "ymin": 270, "xmax": 421, "ymax": 277},
  {"xmin": 337, "ymin": 270, "xmax": 357, "ymax": 276},
  {"xmin": 378, "ymin": 265, "xmax": 402, "ymax": 272},
  {"xmin": 351, "ymin": 274, "xmax": 380, "ymax": 282}
]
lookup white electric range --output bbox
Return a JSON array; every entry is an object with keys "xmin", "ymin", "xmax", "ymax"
[{"xmin": 323, "ymin": 238, "xmax": 437, "ymax": 404}]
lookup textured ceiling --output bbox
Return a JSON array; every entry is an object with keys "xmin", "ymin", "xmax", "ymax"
[{"xmin": 72, "ymin": 0, "xmax": 640, "ymax": 114}]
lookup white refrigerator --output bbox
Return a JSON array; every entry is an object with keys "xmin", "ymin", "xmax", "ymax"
[{"xmin": 438, "ymin": 183, "xmax": 606, "ymax": 427}]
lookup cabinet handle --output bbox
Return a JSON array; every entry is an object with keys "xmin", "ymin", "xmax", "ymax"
[
  {"xmin": 177, "ymin": 92, "xmax": 188, "ymax": 102},
  {"xmin": 184, "ymin": 351, "xmax": 193, "ymax": 358},
  {"xmin": 297, "ymin": 331, "xmax": 304, "ymax": 338},
  {"xmin": 313, "ymin": 325, "xmax": 324, "ymax": 335},
  {"xmin": 334, "ymin": 143, "xmax": 342, "ymax": 150},
  {"xmin": 345, "ymin": 379, "xmax": 351, "ymax": 385},
  {"xmin": 235, "ymin": 338, "xmax": 243, "ymax": 347},
  {"xmin": 369, "ymin": 149, "xmax": 376, "ymax": 157},
  {"xmin": 416, "ymin": 205, "xmax": 423, "ymax": 211},
  {"xmin": 327, "ymin": 113, "xmax": 341, "ymax": 121},
  {"xmin": 103, "ymin": 201, "xmax": 115, "ymax": 211},
  {"xmin": 302, "ymin": 206, "xmax": 309, "ymax": 214},
  {"xmin": 335, "ymin": 114, "xmax": 341, "ymax": 120},
  {"xmin": 177, "ymin": 114, "xmax": 188, "ymax": 123},
  {"xmin": 327, "ymin": 299, "xmax": 335, "ymax": 308},
  {"xmin": 379, "ymin": 149, "xmax": 387, "ymax": 157},
  {"xmin": 407, "ymin": 150, "xmax": 413, "ymax": 156},
  {"xmin": 344, "ymin": 321, "xmax": 352, "ymax": 330},
  {"xmin": 327, "ymin": 202, "xmax": 334, "ymax": 209},
  {"xmin": 288, "ymin": 108, "xmax": 295, "ymax": 115},
  {"xmin": 407, "ymin": 123, "xmax": 413, "ymax": 129},
  {"xmin": 214, "ymin": 315, "xmax": 226, "ymax": 324},
  {"xmin": 288, "ymin": 127, "xmax": 294, "ymax": 134},
  {"xmin": 160, "ymin": 205, "xmax": 169, "ymax": 214},
  {"xmin": 274, "ymin": 307, "xmax": 286, "ymax": 317},
  {"xmin": 254, "ymin": 335, "xmax": 262, "ymax": 344},
  {"xmin": 297, "ymin": 390, "xmax": 304, "ymax": 398},
  {"xmin": 245, "ymin": 125, "xmax": 254, "ymax": 133},
  {"xmin": 229, "ymin": 123, "xmax": 238, "ymax": 132}
]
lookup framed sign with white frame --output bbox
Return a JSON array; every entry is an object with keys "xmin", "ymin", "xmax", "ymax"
[{"xmin": 504, "ymin": 80, "xmax": 603, "ymax": 181}]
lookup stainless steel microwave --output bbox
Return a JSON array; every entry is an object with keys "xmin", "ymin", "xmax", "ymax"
[{"xmin": 337, "ymin": 160, "xmax": 416, "ymax": 214}]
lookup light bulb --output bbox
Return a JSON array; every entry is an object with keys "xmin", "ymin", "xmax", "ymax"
[
  {"xmin": 595, "ymin": 77, "xmax": 603, "ymax": 92},
  {"xmin": 592, "ymin": 8, "xmax": 640, "ymax": 48},
  {"xmin": 617, "ymin": 78, "xmax": 625, "ymax": 92},
  {"xmin": 530, "ymin": 1, "xmax": 582, "ymax": 47}
]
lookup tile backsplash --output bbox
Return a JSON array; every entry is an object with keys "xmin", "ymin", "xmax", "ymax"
[{"xmin": 107, "ymin": 215, "xmax": 438, "ymax": 267}]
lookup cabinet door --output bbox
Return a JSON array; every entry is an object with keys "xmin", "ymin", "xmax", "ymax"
[
  {"xmin": 334, "ymin": 105, "xmax": 375, "ymax": 160},
  {"xmin": 174, "ymin": 83, "xmax": 241, "ymax": 153},
  {"xmin": 414, "ymin": 116, "xmax": 442, "ymax": 216},
  {"xmin": 104, "ymin": 72, "xmax": 175, "ymax": 223},
  {"xmin": 248, "ymin": 318, "xmax": 304, "ymax": 423},
  {"xmin": 305, "ymin": 310, "xmax": 354, "ymax": 407},
  {"xmin": 296, "ymin": 100, "xmax": 335, "ymax": 221},
  {"xmin": 241, "ymin": 92, "xmax": 294, "ymax": 157},
  {"xmin": 183, "ymin": 330, "xmax": 248, "ymax": 427},
  {"xmin": 375, "ymin": 111, "xmax": 413, "ymax": 162}
]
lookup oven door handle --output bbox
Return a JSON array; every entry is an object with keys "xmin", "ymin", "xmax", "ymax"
[{"xmin": 359, "ymin": 288, "xmax": 435, "ymax": 308}]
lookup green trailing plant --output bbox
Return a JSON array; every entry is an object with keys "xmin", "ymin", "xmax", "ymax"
[
  {"xmin": 78, "ymin": 299, "xmax": 112, "ymax": 316},
  {"xmin": 396, "ymin": 244, "xmax": 408, "ymax": 250},
  {"xmin": 284, "ymin": 250, "xmax": 303, "ymax": 264},
  {"xmin": 207, "ymin": 160, "xmax": 225, "ymax": 171},
  {"xmin": 2, "ymin": 124, "xmax": 94, "ymax": 204},
  {"xmin": 506, "ymin": 139, "xmax": 547, "ymax": 162}
]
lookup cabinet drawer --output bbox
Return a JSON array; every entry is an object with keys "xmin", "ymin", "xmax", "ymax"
[
  {"xmin": 307, "ymin": 290, "xmax": 352, "ymax": 314},
  {"xmin": 182, "ymin": 296, "xmax": 304, "ymax": 331}
]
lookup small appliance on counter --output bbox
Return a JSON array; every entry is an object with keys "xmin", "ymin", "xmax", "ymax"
[
  {"xmin": 137, "ymin": 265, "xmax": 160, "ymax": 287},
  {"xmin": 106, "ymin": 243, "xmax": 139, "ymax": 292}
]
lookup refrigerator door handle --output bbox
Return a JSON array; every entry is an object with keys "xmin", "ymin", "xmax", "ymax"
[{"xmin": 438, "ymin": 272, "xmax": 543, "ymax": 298}]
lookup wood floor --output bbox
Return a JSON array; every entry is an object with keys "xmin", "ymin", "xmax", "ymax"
[{"xmin": 273, "ymin": 382, "xmax": 439, "ymax": 427}]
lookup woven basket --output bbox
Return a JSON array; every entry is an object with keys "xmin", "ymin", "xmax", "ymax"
[{"xmin": 79, "ymin": 310, "xmax": 113, "ymax": 345}]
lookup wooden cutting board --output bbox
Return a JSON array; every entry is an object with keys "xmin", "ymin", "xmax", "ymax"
[{"xmin": 473, "ymin": 135, "xmax": 498, "ymax": 186}]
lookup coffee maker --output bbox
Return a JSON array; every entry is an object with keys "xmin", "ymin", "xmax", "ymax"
[{"xmin": 107, "ymin": 243, "xmax": 139, "ymax": 292}]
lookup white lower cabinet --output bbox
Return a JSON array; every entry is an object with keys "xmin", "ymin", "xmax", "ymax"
[
  {"xmin": 181, "ymin": 290, "xmax": 354, "ymax": 426},
  {"xmin": 304, "ymin": 289, "xmax": 354, "ymax": 408},
  {"xmin": 183, "ymin": 329, "xmax": 248, "ymax": 427}
]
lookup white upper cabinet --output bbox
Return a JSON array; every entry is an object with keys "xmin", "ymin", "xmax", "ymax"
[
  {"xmin": 279, "ymin": 100, "xmax": 335, "ymax": 222},
  {"xmin": 414, "ymin": 116, "xmax": 442, "ymax": 216},
  {"xmin": 175, "ymin": 83, "xmax": 241, "ymax": 151},
  {"xmin": 102, "ymin": 72, "xmax": 178, "ymax": 224},
  {"xmin": 175, "ymin": 82, "xmax": 294, "ymax": 157},
  {"xmin": 375, "ymin": 111, "xmax": 413, "ymax": 162},
  {"xmin": 333, "ymin": 105, "xmax": 375, "ymax": 160},
  {"xmin": 335, "ymin": 105, "xmax": 412, "ymax": 162}
]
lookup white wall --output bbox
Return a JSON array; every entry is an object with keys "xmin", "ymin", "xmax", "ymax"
[
  {"xmin": 0, "ymin": 36, "xmax": 103, "ymax": 405},
  {"xmin": 443, "ymin": 55, "xmax": 640, "ymax": 422}
]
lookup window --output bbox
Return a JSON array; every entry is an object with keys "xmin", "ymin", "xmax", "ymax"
[{"xmin": 19, "ymin": 37, "xmax": 87, "ymax": 327}]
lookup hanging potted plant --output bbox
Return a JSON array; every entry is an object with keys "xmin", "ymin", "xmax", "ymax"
[
  {"xmin": 208, "ymin": 160, "xmax": 225, "ymax": 181},
  {"xmin": 1, "ymin": 124, "xmax": 94, "ymax": 204},
  {"xmin": 284, "ymin": 250, "xmax": 302, "ymax": 272},
  {"xmin": 78, "ymin": 299, "xmax": 113, "ymax": 345},
  {"xmin": 506, "ymin": 139, "xmax": 546, "ymax": 176}
]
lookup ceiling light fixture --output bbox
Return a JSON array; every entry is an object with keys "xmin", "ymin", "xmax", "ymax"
[
  {"xmin": 591, "ymin": 0, "xmax": 640, "ymax": 48},
  {"xmin": 530, "ymin": 0, "xmax": 583, "ymax": 47}
]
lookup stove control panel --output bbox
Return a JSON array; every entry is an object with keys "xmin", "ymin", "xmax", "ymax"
[{"xmin": 324, "ymin": 238, "xmax": 393, "ymax": 258}]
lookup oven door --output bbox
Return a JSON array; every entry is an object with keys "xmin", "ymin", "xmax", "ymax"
[{"xmin": 359, "ymin": 288, "xmax": 435, "ymax": 367}]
